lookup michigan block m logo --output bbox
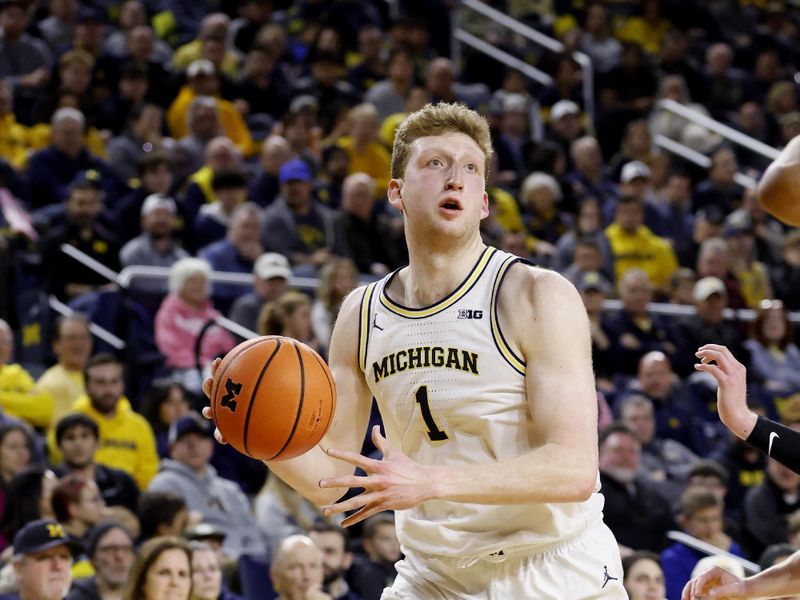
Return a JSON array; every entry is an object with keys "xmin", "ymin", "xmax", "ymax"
[{"xmin": 221, "ymin": 378, "xmax": 242, "ymax": 412}]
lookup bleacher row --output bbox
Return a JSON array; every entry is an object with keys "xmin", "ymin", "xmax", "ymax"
[{"xmin": 1, "ymin": 0, "xmax": 800, "ymax": 598}]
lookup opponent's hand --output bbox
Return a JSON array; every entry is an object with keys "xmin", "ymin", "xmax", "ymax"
[
  {"xmin": 695, "ymin": 344, "xmax": 756, "ymax": 439},
  {"xmin": 319, "ymin": 425, "xmax": 434, "ymax": 527},
  {"xmin": 681, "ymin": 566, "xmax": 746, "ymax": 599},
  {"xmin": 200, "ymin": 357, "xmax": 229, "ymax": 445}
]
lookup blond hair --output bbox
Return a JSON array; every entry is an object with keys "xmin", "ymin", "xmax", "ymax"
[
  {"xmin": 256, "ymin": 291, "xmax": 311, "ymax": 336},
  {"xmin": 390, "ymin": 102, "xmax": 493, "ymax": 180}
]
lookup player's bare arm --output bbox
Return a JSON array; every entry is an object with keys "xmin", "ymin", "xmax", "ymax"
[
  {"xmin": 758, "ymin": 135, "xmax": 800, "ymax": 226},
  {"xmin": 319, "ymin": 265, "xmax": 597, "ymax": 525}
]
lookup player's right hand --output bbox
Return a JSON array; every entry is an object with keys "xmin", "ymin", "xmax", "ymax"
[
  {"xmin": 200, "ymin": 357, "xmax": 229, "ymax": 445},
  {"xmin": 695, "ymin": 344, "xmax": 755, "ymax": 439},
  {"xmin": 681, "ymin": 566, "xmax": 746, "ymax": 599}
]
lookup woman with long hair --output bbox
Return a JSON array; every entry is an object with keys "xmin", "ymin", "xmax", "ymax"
[
  {"xmin": 311, "ymin": 258, "xmax": 358, "ymax": 350},
  {"xmin": 744, "ymin": 300, "xmax": 800, "ymax": 396},
  {"xmin": 256, "ymin": 291, "xmax": 320, "ymax": 353},
  {"xmin": 124, "ymin": 536, "xmax": 192, "ymax": 600}
]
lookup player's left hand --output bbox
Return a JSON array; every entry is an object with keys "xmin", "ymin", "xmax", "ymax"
[
  {"xmin": 319, "ymin": 425, "xmax": 434, "ymax": 527},
  {"xmin": 681, "ymin": 565, "xmax": 747, "ymax": 599}
]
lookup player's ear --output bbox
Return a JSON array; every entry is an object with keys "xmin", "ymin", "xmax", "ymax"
[
  {"xmin": 388, "ymin": 178, "xmax": 404, "ymax": 210},
  {"xmin": 480, "ymin": 190, "xmax": 489, "ymax": 219}
]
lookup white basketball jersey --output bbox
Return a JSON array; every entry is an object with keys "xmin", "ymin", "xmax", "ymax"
[{"xmin": 358, "ymin": 246, "xmax": 605, "ymax": 558}]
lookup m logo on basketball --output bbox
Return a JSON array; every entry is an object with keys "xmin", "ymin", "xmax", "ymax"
[{"xmin": 221, "ymin": 378, "xmax": 242, "ymax": 412}]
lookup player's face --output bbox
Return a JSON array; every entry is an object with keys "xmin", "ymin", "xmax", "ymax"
[
  {"xmin": 143, "ymin": 548, "xmax": 191, "ymax": 600},
  {"xmin": 389, "ymin": 132, "xmax": 488, "ymax": 242},
  {"xmin": 623, "ymin": 557, "xmax": 664, "ymax": 600}
]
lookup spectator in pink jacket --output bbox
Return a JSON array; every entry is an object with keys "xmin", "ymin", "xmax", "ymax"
[{"xmin": 155, "ymin": 258, "xmax": 235, "ymax": 393}]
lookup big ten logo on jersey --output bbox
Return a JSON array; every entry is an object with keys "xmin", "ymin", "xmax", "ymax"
[{"xmin": 457, "ymin": 309, "xmax": 483, "ymax": 320}]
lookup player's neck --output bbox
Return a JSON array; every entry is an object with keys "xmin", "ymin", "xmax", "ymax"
[{"xmin": 404, "ymin": 235, "xmax": 485, "ymax": 307}]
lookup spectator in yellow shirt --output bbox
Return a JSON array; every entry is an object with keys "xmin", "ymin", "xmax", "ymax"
[
  {"xmin": 34, "ymin": 315, "xmax": 92, "ymax": 427},
  {"xmin": 47, "ymin": 354, "xmax": 159, "ymax": 490},
  {"xmin": 0, "ymin": 80, "xmax": 30, "ymax": 169},
  {"xmin": 167, "ymin": 59, "xmax": 255, "ymax": 158},
  {"xmin": 172, "ymin": 13, "xmax": 241, "ymax": 79},
  {"xmin": 605, "ymin": 195, "xmax": 679, "ymax": 291},
  {"xmin": 0, "ymin": 320, "xmax": 54, "ymax": 431},
  {"xmin": 336, "ymin": 103, "xmax": 391, "ymax": 197}
]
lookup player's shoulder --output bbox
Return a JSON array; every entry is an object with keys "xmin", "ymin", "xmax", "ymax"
[
  {"xmin": 338, "ymin": 283, "xmax": 374, "ymax": 320},
  {"xmin": 501, "ymin": 262, "xmax": 578, "ymax": 302}
]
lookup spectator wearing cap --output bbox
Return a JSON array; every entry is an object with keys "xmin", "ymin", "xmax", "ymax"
[
  {"xmin": 607, "ymin": 120, "xmax": 659, "ymax": 186},
  {"xmin": 192, "ymin": 171, "xmax": 249, "ymax": 250},
  {"xmin": 34, "ymin": 315, "xmax": 92, "ymax": 424},
  {"xmin": 154, "ymin": 258, "xmax": 236, "ymax": 385},
  {"xmin": 605, "ymin": 194, "xmax": 678, "ymax": 291},
  {"xmin": 605, "ymin": 160, "xmax": 671, "ymax": 238},
  {"xmin": 675, "ymin": 276, "xmax": 745, "ymax": 367},
  {"xmin": 248, "ymin": 136, "xmax": 291, "ymax": 209},
  {"xmin": 228, "ymin": 252, "xmax": 290, "ymax": 333},
  {"xmin": 543, "ymin": 99, "xmax": 584, "ymax": 167},
  {"xmin": 0, "ymin": 519, "xmax": 79, "ymax": 600},
  {"xmin": 0, "ymin": 0, "xmax": 53, "ymax": 92},
  {"xmin": 261, "ymin": 159, "xmax": 337, "ymax": 274},
  {"xmin": 110, "ymin": 152, "xmax": 176, "ymax": 244},
  {"xmin": 119, "ymin": 193, "xmax": 189, "ymax": 291},
  {"xmin": 166, "ymin": 59, "xmax": 254, "ymax": 158},
  {"xmin": 198, "ymin": 203, "xmax": 265, "ymax": 313},
  {"xmin": 335, "ymin": 103, "xmax": 391, "ymax": 197},
  {"xmin": 723, "ymin": 211, "xmax": 773, "ymax": 309},
  {"xmin": 46, "ymin": 354, "xmax": 159, "ymax": 490},
  {"xmin": 772, "ymin": 231, "xmax": 800, "ymax": 311},
  {"xmin": 693, "ymin": 147, "xmax": 745, "ymax": 215},
  {"xmin": 38, "ymin": 169, "xmax": 122, "ymax": 301},
  {"xmin": 52, "ymin": 413, "xmax": 140, "ymax": 514},
  {"xmin": 333, "ymin": 173, "xmax": 398, "ymax": 276},
  {"xmin": 27, "ymin": 108, "xmax": 122, "ymax": 209},
  {"xmin": 65, "ymin": 523, "xmax": 135, "ymax": 600},
  {"xmin": 106, "ymin": 103, "xmax": 169, "ymax": 183},
  {"xmin": 148, "ymin": 413, "xmax": 267, "ymax": 559},
  {"xmin": 365, "ymin": 46, "xmax": 416, "ymax": 122}
]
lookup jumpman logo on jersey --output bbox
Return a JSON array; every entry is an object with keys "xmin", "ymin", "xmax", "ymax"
[
  {"xmin": 373, "ymin": 314, "xmax": 384, "ymax": 331},
  {"xmin": 602, "ymin": 566, "xmax": 618, "ymax": 588}
]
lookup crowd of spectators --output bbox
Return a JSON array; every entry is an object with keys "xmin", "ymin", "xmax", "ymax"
[{"xmin": 0, "ymin": 0, "xmax": 799, "ymax": 598}]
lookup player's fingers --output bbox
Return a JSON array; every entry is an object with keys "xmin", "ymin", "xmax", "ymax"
[
  {"xmin": 210, "ymin": 357, "xmax": 222, "ymax": 376},
  {"xmin": 694, "ymin": 362, "xmax": 723, "ymax": 379},
  {"xmin": 201, "ymin": 406, "xmax": 212, "ymax": 420},
  {"xmin": 201, "ymin": 376, "xmax": 214, "ymax": 398},
  {"xmin": 708, "ymin": 581, "xmax": 743, "ymax": 598},
  {"xmin": 318, "ymin": 474, "xmax": 371, "ymax": 490},
  {"xmin": 371, "ymin": 425, "xmax": 391, "ymax": 454},
  {"xmin": 321, "ymin": 491, "xmax": 380, "ymax": 516},
  {"xmin": 213, "ymin": 428, "xmax": 228, "ymax": 445},
  {"xmin": 326, "ymin": 448, "xmax": 379, "ymax": 472},
  {"xmin": 341, "ymin": 503, "xmax": 385, "ymax": 528}
]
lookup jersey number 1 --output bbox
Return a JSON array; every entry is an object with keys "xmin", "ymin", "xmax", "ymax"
[{"xmin": 415, "ymin": 385, "xmax": 449, "ymax": 442}]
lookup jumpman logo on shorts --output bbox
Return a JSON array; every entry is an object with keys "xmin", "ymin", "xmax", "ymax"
[{"xmin": 602, "ymin": 565, "xmax": 618, "ymax": 588}]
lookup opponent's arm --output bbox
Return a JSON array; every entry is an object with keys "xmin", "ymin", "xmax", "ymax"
[
  {"xmin": 695, "ymin": 343, "xmax": 800, "ymax": 474},
  {"xmin": 758, "ymin": 135, "xmax": 800, "ymax": 226},
  {"xmin": 431, "ymin": 266, "xmax": 598, "ymax": 504},
  {"xmin": 682, "ymin": 553, "xmax": 800, "ymax": 599}
]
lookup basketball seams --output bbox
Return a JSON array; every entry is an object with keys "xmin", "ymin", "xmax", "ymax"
[
  {"xmin": 211, "ymin": 337, "xmax": 269, "ymax": 428},
  {"xmin": 266, "ymin": 340, "xmax": 306, "ymax": 461},
  {"xmin": 242, "ymin": 339, "xmax": 283, "ymax": 457}
]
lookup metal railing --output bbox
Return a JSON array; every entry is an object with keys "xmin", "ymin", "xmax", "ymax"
[
  {"xmin": 47, "ymin": 294, "xmax": 126, "ymax": 350},
  {"xmin": 653, "ymin": 134, "xmax": 758, "ymax": 188},
  {"xmin": 655, "ymin": 99, "xmax": 780, "ymax": 162},
  {"xmin": 454, "ymin": 0, "xmax": 595, "ymax": 123},
  {"xmin": 666, "ymin": 531, "xmax": 761, "ymax": 575}
]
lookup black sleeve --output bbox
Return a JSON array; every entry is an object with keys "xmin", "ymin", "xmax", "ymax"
[{"xmin": 747, "ymin": 416, "xmax": 800, "ymax": 474}]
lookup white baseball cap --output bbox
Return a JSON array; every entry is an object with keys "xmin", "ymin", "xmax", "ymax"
[
  {"xmin": 254, "ymin": 253, "xmax": 291, "ymax": 280},
  {"xmin": 693, "ymin": 276, "xmax": 727, "ymax": 302},
  {"xmin": 187, "ymin": 59, "xmax": 215, "ymax": 78},
  {"xmin": 551, "ymin": 100, "xmax": 580, "ymax": 121},
  {"xmin": 620, "ymin": 160, "xmax": 652, "ymax": 184},
  {"xmin": 141, "ymin": 193, "xmax": 177, "ymax": 216}
]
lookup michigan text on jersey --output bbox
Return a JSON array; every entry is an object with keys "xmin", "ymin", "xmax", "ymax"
[{"xmin": 372, "ymin": 346, "xmax": 479, "ymax": 382}]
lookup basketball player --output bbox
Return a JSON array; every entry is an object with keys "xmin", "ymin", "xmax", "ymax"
[
  {"xmin": 683, "ymin": 343, "xmax": 800, "ymax": 599},
  {"xmin": 203, "ymin": 103, "xmax": 625, "ymax": 598},
  {"xmin": 757, "ymin": 135, "xmax": 800, "ymax": 226}
]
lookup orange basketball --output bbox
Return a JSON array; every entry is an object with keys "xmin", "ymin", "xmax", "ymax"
[{"xmin": 210, "ymin": 336, "xmax": 336, "ymax": 461}]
